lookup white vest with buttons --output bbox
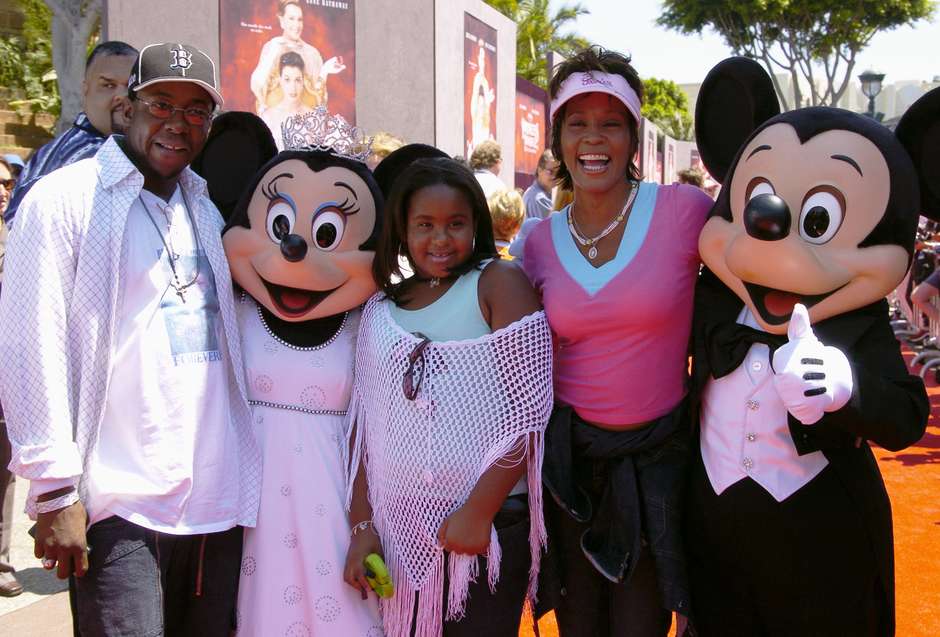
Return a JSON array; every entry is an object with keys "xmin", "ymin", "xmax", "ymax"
[{"xmin": 700, "ymin": 308, "xmax": 828, "ymax": 502}]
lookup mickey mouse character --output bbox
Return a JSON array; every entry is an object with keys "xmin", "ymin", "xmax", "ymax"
[
  {"xmin": 686, "ymin": 57, "xmax": 938, "ymax": 636},
  {"xmin": 205, "ymin": 109, "xmax": 386, "ymax": 635}
]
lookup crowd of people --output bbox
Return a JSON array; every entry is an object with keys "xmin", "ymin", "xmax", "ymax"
[{"xmin": 0, "ymin": 31, "xmax": 933, "ymax": 637}]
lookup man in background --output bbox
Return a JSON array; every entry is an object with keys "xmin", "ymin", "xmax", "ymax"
[
  {"xmin": 4, "ymin": 40, "xmax": 137, "ymax": 224},
  {"xmin": 522, "ymin": 149, "xmax": 558, "ymax": 220}
]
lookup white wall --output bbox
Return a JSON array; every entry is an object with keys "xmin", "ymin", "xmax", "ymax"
[
  {"xmin": 355, "ymin": 0, "xmax": 435, "ymax": 144},
  {"xmin": 104, "ymin": 0, "xmax": 220, "ymax": 64}
]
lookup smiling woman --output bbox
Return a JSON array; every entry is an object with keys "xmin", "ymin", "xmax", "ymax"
[{"xmin": 519, "ymin": 46, "xmax": 716, "ymax": 637}]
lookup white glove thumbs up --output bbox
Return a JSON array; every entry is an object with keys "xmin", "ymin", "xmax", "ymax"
[
  {"xmin": 786, "ymin": 303, "xmax": 816, "ymax": 343},
  {"xmin": 772, "ymin": 302, "xmax": 853, "ymax": 425}
]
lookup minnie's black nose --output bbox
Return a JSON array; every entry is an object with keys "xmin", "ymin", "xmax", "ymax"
[
  {"xmin": 744, "ymin": 194, "xmax": 791, "ymax": 241},
  {"xmin": 280, "ymin": 234, "xmax": 308, "ymax": 262}
]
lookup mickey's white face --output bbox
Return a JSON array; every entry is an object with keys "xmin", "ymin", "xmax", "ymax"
[
  {"xmin": 699, "ymin": 123, "xmax": 909, "ymax": 334},
  {"xmin": 223, "ymin": 159, "xmax": 378, "ymax": 321}
]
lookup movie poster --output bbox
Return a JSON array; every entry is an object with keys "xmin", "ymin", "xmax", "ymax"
[
  {"xmin": 514, "ymin": 77, "xmax": 547, "ymax": 189},
  {"xmin": 219, "ymin": 0, "xmax": 356, "ymax": 149},
  {"xmin": 663, "ymin": 135, "xmax": 677, "ymax": 184},
  {"xmin": 639, "ymin": 118, "xmax": 659, "ymax": 182},
  {"xmin": 464, "ymin": 13, "xmax": 497, "ymax": 158}
]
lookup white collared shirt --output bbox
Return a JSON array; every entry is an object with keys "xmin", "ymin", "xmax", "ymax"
[
  {"xmin": 700, "ymin": 308, "xmax": 828, "ymax": 502},
  {"xmin": 0, "ymin": 137, "xmax": 261, "ymax": 527}
]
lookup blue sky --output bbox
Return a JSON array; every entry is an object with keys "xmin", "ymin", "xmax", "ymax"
[{"xmin": 553, "ymin": 1, "xmax": 940, "ymax": 85}]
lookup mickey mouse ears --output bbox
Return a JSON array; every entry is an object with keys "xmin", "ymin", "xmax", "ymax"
[
  {"xmin": 372, "ymin": 143, "xmax": 449, "ymax": 200},
  {"xmin": 192, "ymin": 112, "xmax": 277, "ymax": 222},
  {"xmin": 695, "ymin": 57, "xmax": 780, "ymax": 184},
  {"xmin": 896, "ymin": 87, "xmax": 940, "ymax": 221}
]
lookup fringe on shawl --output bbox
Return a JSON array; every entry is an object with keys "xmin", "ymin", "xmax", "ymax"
[
  {"xmin": 372, "ymin": 428, "xmax": 547, "ymax": 637},
  {"xmin": 343, "ymin": 387, "xmax": 364, "ymax": 510}
]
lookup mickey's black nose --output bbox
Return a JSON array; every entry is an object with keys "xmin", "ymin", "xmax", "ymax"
[
  {"xmin": 280, "ymin": 234, "xmax": 308, "ymax": 262},
  {"xmin": 744, "ymin": 194, "xmax": 790, "ymax": 241}
]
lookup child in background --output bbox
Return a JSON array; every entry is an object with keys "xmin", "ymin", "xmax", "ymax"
[{"xmin": 488, "ymin": 189, "xmax": 525, "ymax": 259}]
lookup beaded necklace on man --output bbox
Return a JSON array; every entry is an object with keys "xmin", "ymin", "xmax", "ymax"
[
  {"xmin": 139, "ymin": 191, "xmax": 202, "ymax": 302},
  {"xmin": 568, "ymin": 180, "xmax": 639, "ymax": 260}
]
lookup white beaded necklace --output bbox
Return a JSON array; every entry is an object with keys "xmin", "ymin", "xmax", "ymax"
[{"xmin": 567, "ymin": 181, "xmax": 639, "ymax": 260}]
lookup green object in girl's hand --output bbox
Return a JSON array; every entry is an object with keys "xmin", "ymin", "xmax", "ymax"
[{"xmin": 364, "ymin": 553, "xmax": 394, "ymax": 598}]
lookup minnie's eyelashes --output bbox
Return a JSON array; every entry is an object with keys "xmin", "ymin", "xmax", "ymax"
[{"xmin": 336, "ymin": 197, "xmax": 360, "ymax": 216}]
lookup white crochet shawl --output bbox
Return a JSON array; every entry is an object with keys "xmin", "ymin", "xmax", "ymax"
[{"xmin": 347, "ymin": 295, "xmax": 553, "ymax": 637}]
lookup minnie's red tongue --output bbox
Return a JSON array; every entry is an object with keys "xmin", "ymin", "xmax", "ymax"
[
  {"xmin": 279, "ymin": 289, "xmax": 313, "ymax": 312},
  {"xmin": 764, "ymin": 291, "xmax": 801, "ymax": 318}
]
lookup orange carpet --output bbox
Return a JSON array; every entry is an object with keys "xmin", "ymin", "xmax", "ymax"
[{"xmin": 520, "ymin": 349, "xmax": 940, "ymax": 637}]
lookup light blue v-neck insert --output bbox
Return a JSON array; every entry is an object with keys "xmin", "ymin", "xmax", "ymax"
[{"xmin": 550, "ymin": 181, "xmax": 658, "ymax": 296}]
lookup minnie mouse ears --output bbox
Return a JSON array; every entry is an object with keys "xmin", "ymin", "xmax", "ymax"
[
  {"xmin": 895, "ymin": 87, "xmax": 940, "ymax": 221},
  {"xmin": 694, "ymin": 57, "xmax": 780, "ymax": 184},
  {"xmin": 372, "ymin": 143, "xmax": 449, "ymax": 199},
  {"xmin": 192, "ymin": 112, "xmax": 278, "ymax": 222}
]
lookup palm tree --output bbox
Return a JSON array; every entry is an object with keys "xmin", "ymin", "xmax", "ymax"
[{"xmin": 486, "ymin": 0, "xmax": 590, "ymax": 89}]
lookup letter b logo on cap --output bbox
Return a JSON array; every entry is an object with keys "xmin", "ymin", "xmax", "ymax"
[{"xmin": 170, "ymin": 47, "xmax": 193, "ymax": 71}]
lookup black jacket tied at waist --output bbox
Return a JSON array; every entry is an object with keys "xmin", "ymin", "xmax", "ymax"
[{"xmin": 543, "ymin": 402, "xmax": 692, "ymax": 614}]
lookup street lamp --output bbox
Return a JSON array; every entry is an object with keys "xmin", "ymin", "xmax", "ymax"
[{"xmin": 858, "ymin": 70, "xmax": 885, "ymax": 118}]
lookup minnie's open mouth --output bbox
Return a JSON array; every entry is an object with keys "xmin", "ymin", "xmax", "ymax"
[
  {"xmin": 260, "ymin": 277, "xmax": 338, "ymax": 318},
  {"xmin": 743, "ymin": 282, "xmax": 843, "ymax": 325}
]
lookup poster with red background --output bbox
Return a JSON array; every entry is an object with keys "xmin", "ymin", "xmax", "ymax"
[
  {"xmin": 514, "ymin": 76, "xmax": 548, "ymax": 190},
  {"xmin": 219, "ymin": 0, "xmax": 356, "ymax": 144},
  {"xmin": 464, "ymin": 13, "xmax": 497, "ymax": 158}
]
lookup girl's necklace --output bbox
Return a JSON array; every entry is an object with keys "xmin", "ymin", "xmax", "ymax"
[
  {"xmin": 568, "ymin": 181, "xmax": 639, "ymax": 260},
  {"xmin": 139, "ymin": 194, "xmax": 202, "ymax": 302}
]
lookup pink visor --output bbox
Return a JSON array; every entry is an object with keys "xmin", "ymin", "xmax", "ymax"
[{"xmin": 550, "ymin": 71, "xmax": 642, "ymax": 125}]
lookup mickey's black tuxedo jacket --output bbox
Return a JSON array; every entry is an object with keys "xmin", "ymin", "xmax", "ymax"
[{"xmin": 689, "ymin": 268, "xmax": 929, "ymax": 634}]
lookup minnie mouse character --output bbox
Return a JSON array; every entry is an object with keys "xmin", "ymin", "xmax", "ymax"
[
  {"xmin": 207, "ymin": 108, "xmax": 385, "ymax": 635},
  {"xmin": 687, "ymin": 57, "xmax": 939, "ymax": 636}
]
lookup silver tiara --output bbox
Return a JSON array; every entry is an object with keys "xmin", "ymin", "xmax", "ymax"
[{"xmin": 281, "ymin": 106, "xmax": 372, "ymax": 162}]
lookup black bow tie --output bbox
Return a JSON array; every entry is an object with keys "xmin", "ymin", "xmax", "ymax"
[{"xmin": 704, "ymin": 321, "xmax": 787, "ymax": 379}]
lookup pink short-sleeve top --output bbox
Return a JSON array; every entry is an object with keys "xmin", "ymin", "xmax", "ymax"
[{"xmin": 523, "ymin": 182, "xmax": 713, "ymax": 425}]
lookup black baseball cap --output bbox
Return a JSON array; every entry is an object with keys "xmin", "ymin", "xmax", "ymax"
[{"xmin": 128, "ymin": 42, "xmax": 223, "ymax": 108}]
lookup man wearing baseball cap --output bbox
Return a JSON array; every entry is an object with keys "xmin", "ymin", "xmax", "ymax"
[{"xmin": 0, "ymin": 43, "xmax": 259, "ymax": 636}]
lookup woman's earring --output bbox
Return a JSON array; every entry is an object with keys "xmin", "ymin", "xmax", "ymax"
[{"xmin": 472, "ymin": 236, "xmax": 476, "ymax": 251}]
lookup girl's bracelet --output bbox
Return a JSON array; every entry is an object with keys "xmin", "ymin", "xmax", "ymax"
[{"xmin": 350, "ymin": 519, "xmax": 376, "ymax": 537}]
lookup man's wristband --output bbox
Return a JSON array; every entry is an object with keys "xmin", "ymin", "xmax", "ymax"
[
  {"xmin": 36, "ymin": 491, "xmax": 80, "ymax": 514},
  {"xmin": 36, "ymin": 485, "xmax": 76, "ymax": 503}
]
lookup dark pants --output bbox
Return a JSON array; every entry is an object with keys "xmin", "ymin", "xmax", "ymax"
[
  {"xmin": 411, "ymin": 495, "xmax": 532, "ymax": 637},
  {"xmin": 544, "ymin": 494, "xmax": 671, "ymax": 637},
  {"xmin": 75, "ymin": 516, "xmax": 242, "ymax": 637},
  {"xmin": 0, "ymin": 410, "xmax": 14, "ymax": 573},
  {"xmin": 685, "ymin": 451, "xmax": 881, "ymax": 637}
]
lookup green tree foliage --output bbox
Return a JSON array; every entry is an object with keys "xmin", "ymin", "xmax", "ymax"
[
  {"xmin": 642, "ymin": 77, "xmax": 694, "ymax": 140},
  {"xmin": 485, "ymin": 0, "xmax": 590, "ymax": 89},
  {"xmin": 658, "ymin": 0, "xmax": 935, "ymax": 110},
  {"xmin": 0, "ymin": 0, "xmax": 59, "ymax": 116}
]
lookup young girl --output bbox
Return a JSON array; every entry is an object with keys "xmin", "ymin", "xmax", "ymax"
[{"xmin": 343, "ymin": 158, "xmax": 553, "ymax": 637}]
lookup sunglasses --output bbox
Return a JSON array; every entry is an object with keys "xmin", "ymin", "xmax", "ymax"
[
  {"xmin": 0, "ymin": 179, "xmax": 14, "ymax": 191},
  {"xmin": 402, "ymin": 334, "xmax": 431, "ymax": 401},
  {"xmin": 136, "ymin": 97, "xmax": 212, "ymax": 126}
]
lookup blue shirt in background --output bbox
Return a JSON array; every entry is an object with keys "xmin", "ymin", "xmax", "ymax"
[{"xmin": 4, "ymin": 112, "xmax": 105, "ymax": 224}]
